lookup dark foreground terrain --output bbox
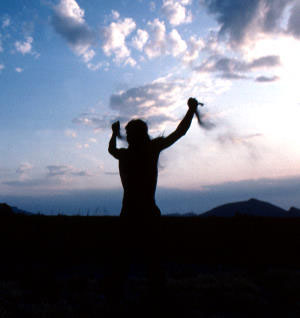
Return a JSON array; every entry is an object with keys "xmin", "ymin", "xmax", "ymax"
[{"xmin": 0, "ymin": 214, "xmax": 300, "ymax": 317}]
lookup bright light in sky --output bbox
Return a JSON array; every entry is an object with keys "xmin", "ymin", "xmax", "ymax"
[{"xmin": 1, "ymin": 0, "xmax": 300, "ymax": 214}]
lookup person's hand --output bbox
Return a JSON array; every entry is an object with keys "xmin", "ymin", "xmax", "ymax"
[
  {"xmin": 187, "ymin": 98, "xmax": 198, "ymax": 112},
  {"xmin": 112, "ymin": 121, "xmax": 120, "ymax": 136}
]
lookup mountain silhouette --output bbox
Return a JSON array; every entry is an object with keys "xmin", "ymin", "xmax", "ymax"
[
  {"xmin": 287, "ymin": 206, "xmax": 300, "ymax": 217},
  {"xmin": 2, "ymin": 199, "xmax": 300, "ymax": 218},
  {"xmin": 0, "ymin": 202, "xmax": 32, "ymax": 216},
  {"xmin": 200, "ymin": 198, "xmax": 300, "ymax": 218},
  {"xmin": 11, "ymin": 206, "xmax": 33, "ymax": 215},
  {"xmin": 0, "ymin": 203, "xmax": 14, "ymax": 216}
]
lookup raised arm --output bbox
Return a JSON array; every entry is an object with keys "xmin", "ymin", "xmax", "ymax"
[
  {"xmin": 108, "ymin": 121, "xmax": 122, "ymax": 159},
  {"xmin": 157, "ymin": 98, "xmax": 198, "ymax": 150}
]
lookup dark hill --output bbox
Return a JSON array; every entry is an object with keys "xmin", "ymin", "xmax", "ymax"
[
  {"xmin": 0, "ymin": 202, "xmax": 32, "ymax": 216},
  {"xmin": 288, "ymin": 206, "xmax": 300, "ymax": 217},
  {"xmin": 0, "ymin": 203, "xmax": 14, "ymax": 216},
  {"xmin": 11, "ymin": 206, "xmax": 33, "ymax": 215},
  {"xmin": 201, "ymin": 198, "xmax": 291, "ymax": 217}
]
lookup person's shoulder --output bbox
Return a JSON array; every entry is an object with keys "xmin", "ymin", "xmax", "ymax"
[
  {"xmin": 151, "ymin": 137, "xmax": 165, "ymax": 144},
  {"xmin": 151, "ymin": 137, "xmax": 165, "ymax": 150},
  {"xmin": 152, "ymin": 136, "xmax": 165, "ymax": 142}
]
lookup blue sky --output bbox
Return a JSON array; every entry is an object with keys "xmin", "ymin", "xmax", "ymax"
[{"xmin": 1, "ymin": 0, "xmax": 300, "ymax": 214}]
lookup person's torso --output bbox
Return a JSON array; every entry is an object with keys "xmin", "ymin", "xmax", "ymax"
[{"xmin": 119, "ymin": 141, "xmax": 160, "ymax": 207}]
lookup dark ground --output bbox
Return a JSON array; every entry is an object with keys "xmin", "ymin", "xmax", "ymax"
[{"xmin": 0, "ymin": 214, "xmax": 300, "ymax": 317}]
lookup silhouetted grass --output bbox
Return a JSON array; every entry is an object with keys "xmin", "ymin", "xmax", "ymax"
[{"xmin": 1, "ymin": 214, "xmax": 300, "ymax": 317}]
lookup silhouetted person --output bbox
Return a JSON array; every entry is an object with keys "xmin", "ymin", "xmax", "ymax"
[{"xmin": 106, "ymin": 97, "xmax": 199, "ymax": 304}]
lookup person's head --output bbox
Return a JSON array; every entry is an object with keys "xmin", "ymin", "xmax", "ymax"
[{"xmin": 125, "ymin": 119, "xmax": 150, "ymax": 147}]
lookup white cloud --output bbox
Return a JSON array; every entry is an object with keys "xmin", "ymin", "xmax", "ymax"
[
  {"xmin": 87, "ymin": 61, "xmax": 109, "ymax": 71},
  {"xmin": 216, "ymin": 132, "xmax": 263, "ymax": 160},
  {"xmin": 255, "ymin": 75, "xmax": 279, "ymax": 82},
  {"xmin": 0, "ymin": 39, "xmax": 3, "ymax": 53},
  {"xmin": 217, "ymin": 132, "xmax": 263, "ymax": 147},
  {"xmin": 47, "ymin": 165, "xmax": 72, "ymax": 177},
  {"xmin": 47, "ymin": 165, "xmax": 90, "ymax": 177},
  {"xmin": 65, "ymin": 129, "xmax": 77, "ymax": 138},
  {"xmin": 15, "ymin": 36, "xmax": 33, "ymax": 55},
  {"xmin": 15, "ymin": 67, "xmax": 23, "ymax": 73},
  {"xmin": 16, "ymin": 162, "xmax": 33, "ymax": 180},
  {"xmin": 150, "ymin": 1, "xmax": 156, "ymax": 12},
  {"xmin": 168, "ymin": 29, "xmax": 187, "ymax": 56},
  {"xmin": 181, "ymin": 0, "xmax": 192, "ymax": 4},
  {"xmin": 0, "ymin": 64, "xmax": 4, "ymax": 71},
  {"xmin": 109, "ymin": 80, "xmax": 180, "ymax": 125},
  {"xmin": 182, "ymin": 35, "xmax": 205, "ymax": 63},
  {"xmin": 71, "ymin": 169, "xmax": 90, "ymax": 176},
  {"xmin": 124, "ymin": 56, "xmax": 137, "ymax": 67},
  {"xmin": 73, "ymin": 112, "xmax": 112, "ymax": 130},
  {"xmin": 144, "ymin": 19, "xmax": 187, "ymax": 59},
  {"xmin": 52, "ymin": 0, "xmax": 95, "ymax": 64},
  {"xmin": 4, "ymin": 164, "xmax": 91, "ymax": 190},
  {"xmin": 2, "ymin": 16, "xmax": 10, "ymax": 28},
  {"xmin": 132, "ymin": 29, "xmax": 149, "ymax": 51},
  {"xmin": 82, "ymin": 48, "xmax": 95, "ymax": 63},
  {"xmin": 76, "ymin": 143, "xmax": 90, "ymax": 149},
  {"xmin": 162, "ymin": 0, "xmax": 193, "ymax": 26},
  {"xmin": 111, "ymin": 10, "xmax": 120, "ymax": 20},
  {"xmin": 144, "ymin": 19, "xmax": 167, "ymax": 58},
  {"xmin": 16, "ymin": 162, "xmax": 33, "ymax": 175},
  {"xmin": 101, "ymin": 17, "xmax": 136, "ymax": 65},
  {"xmin": 54, "ymin": 0, "xmax": 85, "ymax": 23}
]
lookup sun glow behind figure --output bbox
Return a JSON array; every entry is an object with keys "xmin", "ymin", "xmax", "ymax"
[
  {"xmin": 1, "ymin": 0, "xmax": 300, "ymax": 213},
  {"xmin": 242, "ymin": 36, "xmax": 300, "ymax": 162}
]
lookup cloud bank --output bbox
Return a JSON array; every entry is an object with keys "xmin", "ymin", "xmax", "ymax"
[
  {"xmin": 3, "ymin": 164, "xmax": 90, "ymax": 189},
  {"xmin": 73, "ymin": 70, "xmax": 231, "ymax": 134},
  {"xmin": 196, "ymin": 54, "xmax": 280, "ymax": 80},
  {"xmin": 287, "ymin": 1, "xmax": 300, "ymax": 39},
  {"xmin": 203, "ymin": 0, "xmax": 298, "ymax": 47}
]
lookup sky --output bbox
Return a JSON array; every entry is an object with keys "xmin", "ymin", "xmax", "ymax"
[{"xmin": 1, "ymin": 0, "xmax": 300, "ymax": 215}]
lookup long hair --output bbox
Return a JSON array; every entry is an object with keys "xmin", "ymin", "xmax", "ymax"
[{"xmin": 125, "ymin": 119, "xmax": 150, "ymax": 148}]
